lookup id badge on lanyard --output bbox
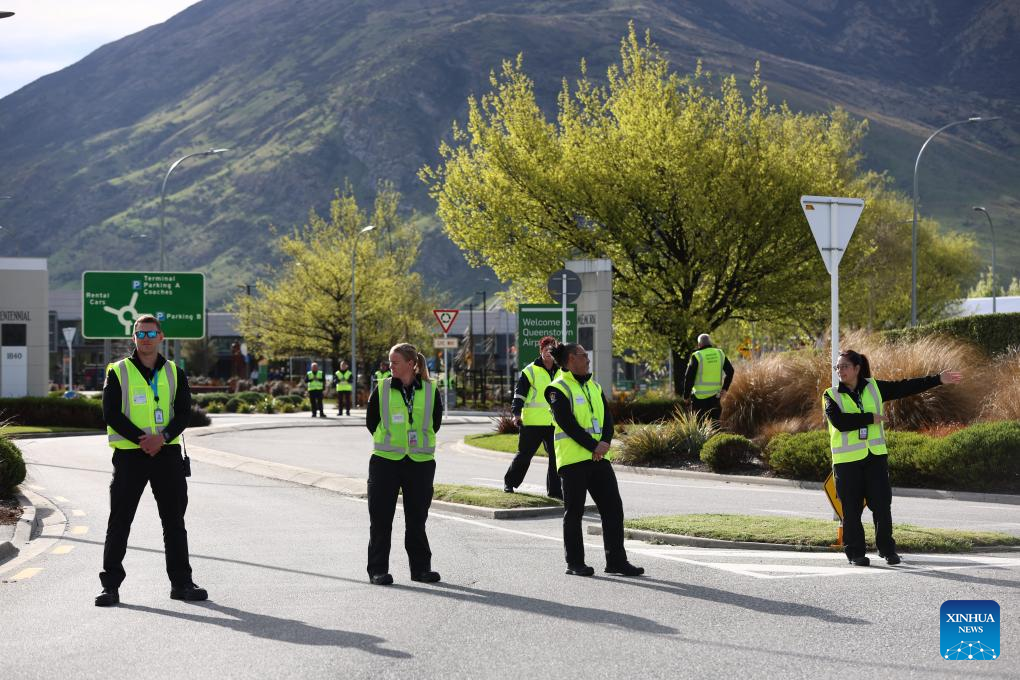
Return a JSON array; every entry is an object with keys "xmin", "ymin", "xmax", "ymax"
[
  {"xmin": 592, "ymin": 418, "xmax": 602, "ymax": 434},
  {"xmin": 858, "ymin": 427, "xmax": 868, "ymax": 439},
  {"xmin": 155, "ymin": 409, "xmax": 165, "ymax": 425},
  {"xmin": 408, "ymin": 431, "xmax": 419, "ymax": 448}
]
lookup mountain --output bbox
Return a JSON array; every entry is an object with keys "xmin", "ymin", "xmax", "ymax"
[{"xmin": 0, "ymin": 0, "xmax": 1017, "ymax": 307}]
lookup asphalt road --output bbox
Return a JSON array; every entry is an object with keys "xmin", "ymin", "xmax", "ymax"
[
  {"xmin": 189, "ymin": 415, "xmax": 1020, "ymax": 536},
  {"xmin": 2, "ymin": 426, "xmax": 1019, "ymax": 679}
]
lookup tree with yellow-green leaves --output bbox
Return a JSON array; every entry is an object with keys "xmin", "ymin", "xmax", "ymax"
[
  {"xmin": 420, "ymin": 25, "xmax": 978, "ymax": 384},
  {"xmin": 232, "ymin": 183, "xmax": 432, "ymax": 377}
]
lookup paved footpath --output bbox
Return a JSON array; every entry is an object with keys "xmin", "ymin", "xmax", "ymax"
[{"xmin": 2, "ymin": 420, "xmax": 1018, "ymax": 679}]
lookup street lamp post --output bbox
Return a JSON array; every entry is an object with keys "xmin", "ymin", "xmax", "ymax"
[
  {"xmin": 350, "ymin": 225, "xmax": 376, "ymax": 408},
  {"xmin": 972, "ymin": 206, "xmax": 997, "ymax": 313},
  {"xmin": 159, "ymin": 148, "xmax": 229, "ymax": 272},
  {"xmin": 911, "ymin": 116, "xmax": 999, "ymax": 325}
]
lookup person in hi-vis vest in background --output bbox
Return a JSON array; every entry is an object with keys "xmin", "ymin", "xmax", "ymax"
[
  {"xmin": 335, "ymin": 360, "xmax": 353, "ymax": 416},
  {"xmin": 96, "ymin": 314, "xmax": 206, "ymax": 607},
  {"xmin": 546, "ymin": 342, "xmax": 643, "ymax": 578},
  {"xmin": 365, "ymin": 343, "xmax": 444, "ymax": 585},
  {"xmin": 825, "ymin": 349, "xmax": 961, "ymax": 567},
  {"xmin": 306, "ymin": 362, "xmax": 326, "ymax": 418},
  {"xmin": 503, "ymin": 335, "xmax": 562, "ymax": 498},
  {"xmin": 682, "ymin": 333, "xmax": 734, "ymax": 424}
]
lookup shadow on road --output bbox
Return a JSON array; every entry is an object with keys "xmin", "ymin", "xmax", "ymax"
[
  {"xmin": 421, "ymin": 581, "xmax": 676, "ymax": 634},
  {"xmin": 118, "ymin": 601, "xmax": 411, "ymax": 658},
  {"xmin": 599, "ymin": 575, "xmax": 867, "ymax": 624}
]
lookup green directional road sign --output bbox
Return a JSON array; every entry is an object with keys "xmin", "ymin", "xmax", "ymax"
[
  {"xmin": 517, "ymin": 304, "xmax": 576, "ymax": 366},
  {"xmin": 82, "ymin": 271, "xmax": 206, "ymax": 339}
]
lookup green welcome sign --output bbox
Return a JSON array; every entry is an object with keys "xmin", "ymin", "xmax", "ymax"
[
  {"xmin": 517, "ymin": 304, "xmax": 576, "ymax": 366},
  {"xmin": 82, "ymin": 271, "xmax": 206, "ymax": 339}
]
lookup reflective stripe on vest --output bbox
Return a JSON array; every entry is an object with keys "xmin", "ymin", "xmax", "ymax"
[
  {"xmin": 307, "ymin": 370, "xmax": 324, "ymax": 391},
  {"xmin": 692, "ymin": 347, "xmax": 725, "ymax": 398},
  {"xmin": 335, "ymin": 370, "xmax": 352, "ymax": 392},
  {"xmin": 372, "ymin": 377, "xmax": 438, "ymax": 461},
  {"xmin": 824, "ymin": 378, "xmax": 888, "ymax": 464},
  {"xmin": 107, "ymin": 359, "xmax": 180, "ymax": 448},
  {"xmin": 549, "ymin": 373, "xmax": 609, "ymax": 470},
  {"xmin": 520, "ymin": 363, "xmax": 555, "ymax": 427}
]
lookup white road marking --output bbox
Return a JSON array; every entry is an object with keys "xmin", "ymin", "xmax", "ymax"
[
  {"xmin": 72, "ymin": 509, "xmax": 86, "ymax": 517},
  {"xmin": 51, "ymin": 546, "xmax": 74, "ymax": 555}
]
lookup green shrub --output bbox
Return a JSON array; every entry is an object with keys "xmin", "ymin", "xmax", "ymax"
[
  {"xmin": 299, "ymin": 399, "xmax": 311, "ymax": 411},
  {"xmin": 257, "ymin": 398, "xmax": 277, "ymax": 414},
  {"xmin": 617, "ymin": 409, "xmax": 718, "ymax": 466},
  {"xmin": 0, "ymin": 396, "xmax": 104, "ymax": 428},
  {"xmin": 916, "ymin": 421, "xmax": 1020, "ymax": 493},
  {"xmin": 192, "ymin": 392, "xmax": 232, "ymax": 407},
  {"xmin": 885, "ymin": 431, "xmax": 939, "ymax": 488},
  {"xmin": 765, "ymin": 431, "xmax": 831, "ymax": 481},
  {"xmin": 617, "ymin": 425, "xmax": 676, "ymax": 466},
  {"xmin": 234, "ymin": 391, "xmax": 264, "ymax": 405},
  {"xmin": 205, "ymin": 401, "xmax": 224, "ymax": 414},
  {"xmin": 664, "ymin": 408, "xmax": 719, "ymax": 460},
  {"xmin": 274, "ymin": 395, "xmax": 303, "ymax": 406},
  {"xmin": 608, "ymin": 397, "xmax": 685, "ymax": 424},
  {"xmin": 225, "ymin": 398, "xmax": 244, "ymax": 413},
  {"xmin": 883, "ymin": 313, "xmax": 1020, "ymax": 358},
  {"xmin": 700, "ymin": 434, "xmax": 761, "ymax": 472},
  {"xmin": 0, "ymin": 436, "xmax": 27, "ymax": 496},
  {"xmin": 281, "ymin": 403, "xmax": 296, "ymax": 414}
]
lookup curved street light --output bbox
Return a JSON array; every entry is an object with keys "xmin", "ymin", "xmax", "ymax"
[
  {"xmin": 351, "ymin": 225, "xmax": 376, "ymax": 407},
  {"xmin": 159, "ymin": 148, "xmax": 229, "ymax": 271},
  {"xmin": 911, "ymin": 116, "xmax": 999, "ymax": 325},
  {"xmin": 972, "ymin": 206, "xmax": 996, "ymax": 313}
]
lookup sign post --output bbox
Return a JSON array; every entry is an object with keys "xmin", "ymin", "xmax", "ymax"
[
  {"xmin": 803, "ymin": 195, "xmax": 864, "ymax": 543},
  {"xmin": 547, "ymin": 269, "xmax": 582, "ymax": 344},
  {"xmin": 62, "ymin": 326, "xmax": 76, "ymax": 391},
  {"xmin": 433, "ymin": 309, "xmax": 460, "ymax": 411},
  {"xmin": 82, "ymin": 271, "xmax": 206, "ymax": 339},
  {"xmin": 801, "ymin": 196, "xmax": 864, "ymax": 389}
]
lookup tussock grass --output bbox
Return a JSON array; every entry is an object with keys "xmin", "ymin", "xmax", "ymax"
[
  {"xmin": 724, "ymin": 330, "xmax": 991, "ymax": 440},
  {"xmin": 981, "ymin": 347, "xmax": 1020, "ymax": 421}
]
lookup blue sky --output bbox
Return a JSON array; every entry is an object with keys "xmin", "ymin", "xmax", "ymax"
[{"xmin": 0, "ymin": 1, "xmax": 201, "ymax": 99}]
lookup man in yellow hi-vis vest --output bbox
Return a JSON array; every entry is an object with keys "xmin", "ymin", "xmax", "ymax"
[
  {"xmin": 306, "ymin": 362, "xmax": 326, "ymax": 417},
  {"xmin": 335, "ymin": 360, "xmax": 353, "ymax": 416},
  {"xmin": 96, "ymin": 314, "xmax": 206, "ymax": 607},
  {"xmin": 682, "ymin": 333, "xmax": 735, "ymax": 424},
  {"xmin": 503, "ymin": 335, "xmax": 562, "ymax": 497}
]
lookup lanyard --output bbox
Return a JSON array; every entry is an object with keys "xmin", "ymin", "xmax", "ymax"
[
  {"xmin": 400, "ymin": 384, "xmax": 415, "ymax": 425},
  {"xmin": 580, "ymin": 381, "xmax": 595, "ymax": 415},
  {"xmin": 148, "ymin": 370, "xmax": 160, "ymax": 404}
]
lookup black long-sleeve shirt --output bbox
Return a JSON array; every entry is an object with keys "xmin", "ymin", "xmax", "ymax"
[
  {"xmin": 823, "ymin": 374, "xmax": 942, "ymax": 432},
  {"xmin": 511, "ymin": 358, "xmax": 561, "ymax": 417},
  {"xmin": 365, "ymin": 375, "xmax": 444, "ymax": 434},
  {"xmin": 682, "ymin": 347, "xmax": 735, "ymax": 398},
  {"xmin": 544, "ymin": 373, "xmax": 614, "ymax": 452},
  {"xmin": 102, "ymin": 350, "xmax": 192, "ymax": 445}
]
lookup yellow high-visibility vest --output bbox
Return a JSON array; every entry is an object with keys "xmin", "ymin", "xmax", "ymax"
[
  {"xmin": 823, "ymin": 378, "xmax": 888, "ymax": 464},
  {"xmin": 106, "ymin": 358, "xmax": 181, "ymax": 449},
  {"xmin": 549, "ymin": 373, "xmax": 609, "ymax": 470}
]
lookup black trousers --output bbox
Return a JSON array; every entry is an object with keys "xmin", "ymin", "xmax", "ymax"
[
  {"xmin": 834, "ymin": 452, "xmax": 896, "ymax": 559},
  {"xmin": 691, "ymin": 395, "xmax": 722, "ymax": 423},
  {"xmin": 309, "ymin": 390, "xmax": 325, "ymax": 416},
  {"xmin": 504, "ymin": 425, "xmax": 561, "ymax": 497},
  {"xmin": 336, "ymin": 390, "xmax": 351, "ymax": 414},
  {"xmin": 560, "ymin": 459, "xmax": 627, "ymax": 568},
  {"xmin": 100, "ymin": 446, "xmax": 193, "ymax": 589},
  {"xmin": 367, "ymin": 455, "xmax": 435, "ymax": 576}
]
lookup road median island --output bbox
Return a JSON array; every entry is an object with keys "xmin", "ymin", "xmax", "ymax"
[
  {"xmin": 600, "ymin": 514, "xmax": 1020, "ymax": 553},
  {"xmin": 430, "ymin": 483, "xmax": 570, "ymax": 520}
]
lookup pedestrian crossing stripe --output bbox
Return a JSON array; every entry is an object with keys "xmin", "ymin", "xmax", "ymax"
[
  {"xmin": 51, "ymin": 546, "xmax": 74, "ymax": 555},
  {"xmin": 10, "ymin": 568, "xmax": 42, "ymax": 581}
]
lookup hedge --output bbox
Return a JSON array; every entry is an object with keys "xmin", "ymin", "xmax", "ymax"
[
  {"xmin": 192, "ymin": 392, "xmax": 233, "ymax": 407},
  {"xmin": 0, "ymin": 397, "xmax": 208, "ymax": 429},
  {"xmin": 882, "ymin": 312, "xmax": 1020, "ymax": 357},
  {"xmin": 700, "ymin": 434, "xmax": 761, "ymax": 472},
  {"xmin": 0, "ymin": 436, "xmax": 27, "ymax": 496},
  {"xmin": 764, "ymin": 424, "xmax": 1020, "ymax": 493},
  {"xmin": 608, "ymin": 398, "xmax": 684, "ymax": 424}
]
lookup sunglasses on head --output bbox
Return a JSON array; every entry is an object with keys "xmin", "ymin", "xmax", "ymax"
[{"xmin": 134, "ymin": 330, "xmax": 160, "ymax": 339}]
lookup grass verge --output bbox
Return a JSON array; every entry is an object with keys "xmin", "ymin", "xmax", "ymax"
[
  {"xmin": 1, "ymin": 425, "xmax": 103, "ymax": 436},
  {"xmin": 625, "ymin": 514, "xmax": 1020, "ymax": 553},
  {"xmin": 433, "ymin": 483, "xmax": 561, "ymax": 509},
  {"xmin": 464, "ymin": 433, "xmax": 525, "ymax": 454}
]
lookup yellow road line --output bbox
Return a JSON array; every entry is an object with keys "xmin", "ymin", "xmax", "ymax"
[
  {"xmin": 71, "ymin": 509, "xmax": 86, "ymax": 517},
  {"xmin": 10, "ymin": 568, "xmax": 42, "ymax": 581},
  {"xmin": 70, "ymin": 525, "xmax": 89, "ymax": 535},
  {"xmin": 54, "ymin": 496, "xmax": 70, "ymax": 503},
  {"xmin": 51, "ymin": 546, "xmax": 74, "ymax": 555}
]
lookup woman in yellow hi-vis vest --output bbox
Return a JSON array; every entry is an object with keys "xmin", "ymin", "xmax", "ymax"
[
  {"xmin": 546, "ymin": 343, "xmax": 644, "ymax": 577},
  {"xmin": 365, "ymin": 342, "xmax": 444, "ymax": 585},
  {"xmin": 825, "ymin": 349, "xmax": 961, "ymax": 566}
]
